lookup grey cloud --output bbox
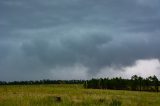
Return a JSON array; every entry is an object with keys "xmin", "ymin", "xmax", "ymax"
[
  {"xmin": 0, "ymin": 0, "xmax": 160, "ymax": 80},
  {"xmin": 21, "ymin": 33, "xmax": 112, "ymax": 67}
]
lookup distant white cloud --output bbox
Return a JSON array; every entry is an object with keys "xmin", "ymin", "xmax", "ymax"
[
  {"xmin": 124, "ymin": 59, "xmax": 160, "ymax": 78},
  {"xmin": 96, "ymin": 59, "xmax": 160, "ymax": 79}
]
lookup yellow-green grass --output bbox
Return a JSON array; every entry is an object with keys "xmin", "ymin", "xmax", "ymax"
[{"xmin": 0, "ymin": 84, "xmax": 160, "ymax": 106}]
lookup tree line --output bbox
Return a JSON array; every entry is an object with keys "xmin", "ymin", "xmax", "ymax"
[
  {"xmin": 84, "ymin": 75, "xmax": 159, "ymax": 92},
  {"xmin": 0, "ymin": 79, "xmax": 85, "ymax": 85},
  {"xmin": 1, "ymin": 75, "xmax": 159, "ymax": 92}
]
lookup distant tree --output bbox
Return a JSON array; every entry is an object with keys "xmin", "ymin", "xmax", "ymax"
[
  {"xmin": 84, "ymin": 75, "xmax": 159, "ymax": 92},
  {"xmin": 138, "ymin": 76, "xmax": 143, "ymax": 91},
  {"xmin": 143, "ymin": 78, "xmax": 150, "ymax": 91},
  {"xmin": 83, "ymin": 81, "xmax": 88, "ymax": 88},
  {"xmin": 149, "ymin": 75, "xmax": 159, "ymax": 92},
  {"xmin": 131, "ymin": 75, "xmax": 139, "ymax": 90}
]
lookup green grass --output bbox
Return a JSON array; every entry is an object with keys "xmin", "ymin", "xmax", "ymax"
[{"xmin": 0, "ymin": 84, "xmax": 160, "ymax": 106}]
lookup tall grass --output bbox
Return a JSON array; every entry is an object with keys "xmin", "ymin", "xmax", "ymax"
[{"xmin": 0, "ymin": 84, "xmax": 160, "ymax": 106}]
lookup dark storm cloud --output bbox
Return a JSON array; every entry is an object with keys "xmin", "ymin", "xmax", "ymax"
[{"xmin": 0, "ymin": 0, "xmax": 160, "ymax": 81}]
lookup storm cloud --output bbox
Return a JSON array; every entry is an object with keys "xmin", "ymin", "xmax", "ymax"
[{"xmin": 0, "ymin": 0, "xmax": 160, "ymax": 81}]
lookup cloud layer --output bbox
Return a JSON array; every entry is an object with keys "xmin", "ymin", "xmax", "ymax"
[{"xmin": 0, "ymin": 0, "xmax": 160, "ymax": 81}]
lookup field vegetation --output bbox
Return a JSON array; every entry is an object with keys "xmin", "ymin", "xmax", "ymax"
[{"xmin": 0, "ymin": 84, "xmax": 160, "ymax": 106}]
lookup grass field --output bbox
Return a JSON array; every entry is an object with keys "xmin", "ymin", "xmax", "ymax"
[{"xmin": 0, "ymin": 84, "xmax": 160, "ymax": 106}]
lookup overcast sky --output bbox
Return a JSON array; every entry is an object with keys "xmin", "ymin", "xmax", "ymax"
[{"xmin": 0, "ymin": 0, "xmax": 160, "ymax": 81}]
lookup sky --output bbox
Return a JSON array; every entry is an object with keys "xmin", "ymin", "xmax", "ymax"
[{"xmin": 0, "ymin": 0, "xmax": 160, "ymax": 81}]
